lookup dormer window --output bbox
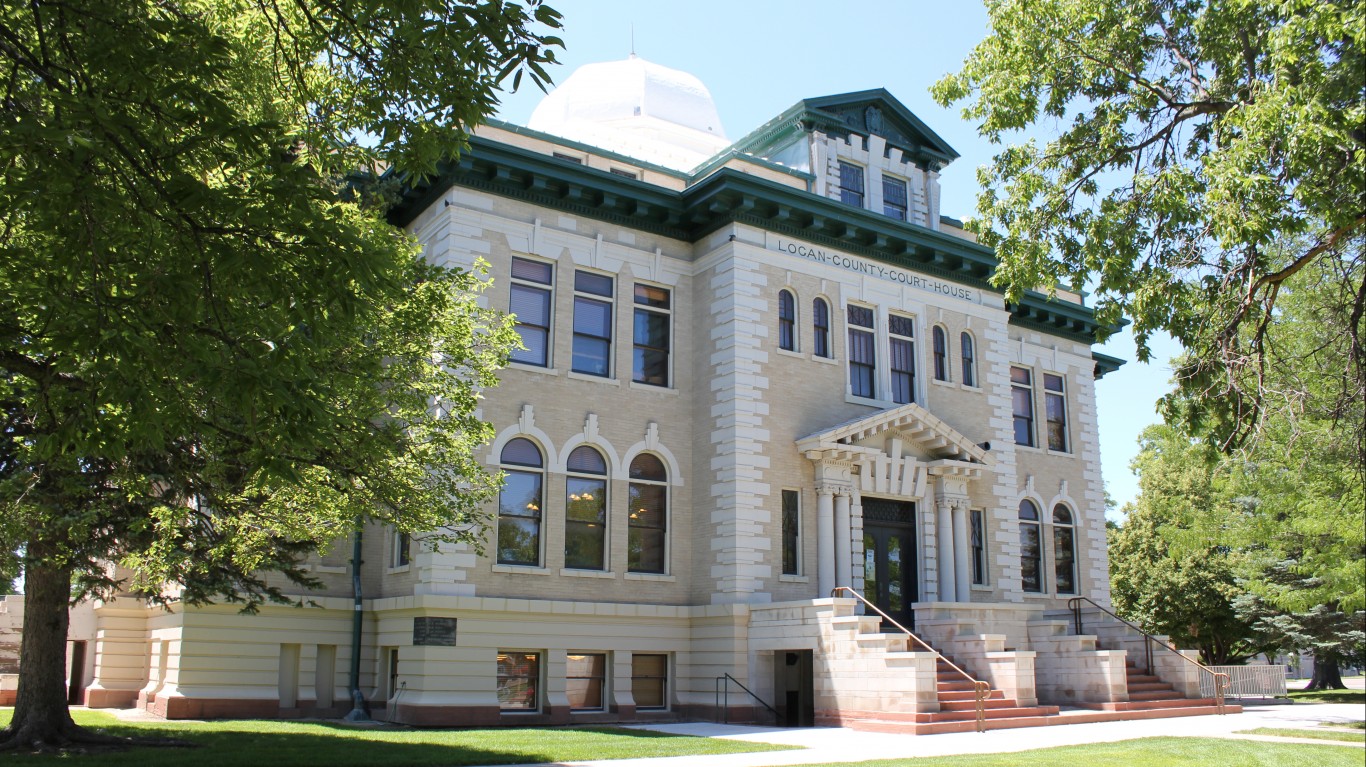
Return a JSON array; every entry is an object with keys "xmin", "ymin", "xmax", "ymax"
[
  {"xmin": 882, "ymin": 176, "xmax": 907, "ymax": 221},
  {"xmin": 837, "ymin": 162, "xmax": 865, "ymax": 208}
]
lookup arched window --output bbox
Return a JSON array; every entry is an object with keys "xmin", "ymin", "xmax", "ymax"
[
  {"xmin": 778, "ymin": 289, "xmax": 796, "ymax": 351},
  {"xmin": 932, "ymin": 325, "xmax": 949, "ymax": 381},
  {"xmin": 812, "ymin": 298, "xmax": 831, "ymax": 358},
  {"xmin": 1053, "ymin": 505, "xmax": 1077, "ymax": 595},
  {"xmin": 565, "ymin": 446, "xmax": 608, "ymax": 571},
  {"xmin": 1018, "ymin": 499, "xmax": 1043, "ymax": 593},
  {"xmin": 628, "ymin": 454, "xmax": 668, "ymax": 574},
  {"xmin": 960, "ymin": 332, "xmax": 976, "ymax": 387},
  {"xmin": 498, "ymin": 438, "xmax": 544, "ymax": 566}
]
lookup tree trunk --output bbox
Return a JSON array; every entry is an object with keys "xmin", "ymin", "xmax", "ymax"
[
  {"xmin": 1305, "ymin": 654, "xmax": 1347, "ymax": 691},
  {"xmin": 0, "ymin": 557, "xmax": 80, "ymax": 749}
]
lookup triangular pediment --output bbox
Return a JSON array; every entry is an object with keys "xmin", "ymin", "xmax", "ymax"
[
  {"xmin": 796, "ymin": 402, "xmax": 990, "ymax": 464},
  {"xmin": 800, "ymin": 89, "xmax": 960, "ymax": 167}
]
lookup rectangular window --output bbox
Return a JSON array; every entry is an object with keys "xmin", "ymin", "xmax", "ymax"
[
  {"xmin": 889, "ymin": 314, "xmax": 915, "ymax": 404},
  {"xmin": 565, "ymin": 475, "xmax": 607, "ymax": 570},
  {"xmin": 813, "ymin": 299, "xmax": 831, "ymax": 358},
  {"xmin": 1044, "ymin": 373, "xmax": 1068, "ymax": 452},
  {"xmin": 633, "ymin": 284, "xmax": 671, "ymax": 387},
  {"xmin": 970, "ymin": 510, "xmax": 986, "ymax": 585},
  {"xmin": 609, "ymin": 167, "xmax": 638, "ymax": 179},
  {"xmin": 847, "ymin": 305, "xmax": 876, "ymax": 399},
  {"xmin": 1020, "ymin": 521, "xmax": 1043, "ymax": 593},
  {"xmin": 1011, "ymin": 366, "xmax": 1035, "ymax": 447},
  {"xmin": 572, "ymin": 271, "xmax": 613, "ymax": 377},
  {"xmin": 837, "ymin": 161, "xmax": 865, "ymax": 208},
  {"xmin": 391, "ymin": 530, "xmax": 410, "ymax": 568},
  {"xmin": 631, "ymin": 654, "xmax": 668, "ymax": 710},
  {"xmin": 509, "ymin": 257, "xmax": 553, "ymax": 367},
  {"xmin": 1054, "ymin": 525, "xmax": 1076, "ymax": 595},
  {"xmin": 627, "ymin": 481, "xmax": 667, "ymax": 573},
  {"xmin": 552, "ymin": 152, "xmax": 583, "ymax": 165},
  {"xmin": 497, "ymin": 651, "xmax": 540, "ymax": 711},
  {"xmin": 566, "ymin": 653, "xmax": 607, "ymax": 711},
  {"xmin": 497, "ymin": 469, "xmax": 543, "ymax": 566},
  {"xmin": 781, "ymin": 490, "xmax": 800, "ymax": 576},
  {"xmin": 882, "ymin": 175, "xmax": 908, "ymax": 220}
]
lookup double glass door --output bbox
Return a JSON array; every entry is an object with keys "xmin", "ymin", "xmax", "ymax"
[{"xmin": 861, "ymin": 498, "xmax": 918, "ymax": 629}]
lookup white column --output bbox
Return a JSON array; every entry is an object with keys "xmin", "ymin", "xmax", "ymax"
[
  {"xmin": 816, "ymin": 488, "xmax": 835, "ymax": 597},
  {"xmin": 834, "ymin": 492, "xmax": 852, "ymax": 589},
  {"xmin": 953, "ymin": 504, "xmax": 972, "ymax": 602},
  {"xmin": 936, "ymin": 500, "xmax": 956, "ymax": 602}
]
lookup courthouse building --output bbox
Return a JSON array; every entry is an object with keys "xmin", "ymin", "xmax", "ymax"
[{"xmin": 5, "ymin": 56, "xmax": 1235, "ymax": 732}]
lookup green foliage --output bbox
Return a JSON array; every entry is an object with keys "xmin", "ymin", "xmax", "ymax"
[
  {"xmin": 0, "ymin": 1, "xmax": 561, "ymax": 605},
  {"xmin": 934, "ymin": 0, "xmax": 1366, "ymax": 452},
  {"xmin": 1109, "ymin": 425, "xmax": 1262, "ymax": 664}
]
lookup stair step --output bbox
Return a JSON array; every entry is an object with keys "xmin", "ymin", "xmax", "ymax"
[
  {"xmin": 918, "ymin": 705, "xmax": 1060, "ymax": 723},
  {"xmin": 936, "ymin": 680, "xmax": 979, "ymax": 692},
  {"xmin": 938, "ymin": 690, "xmax": 1006, "ymax": 702},
  {"xmin": 1084, "ymin": 698, "xmax": 1229, "ymax": 712},
  {"xmin": 940, "ymin": 698, "xmax": 1022, "ymax": 711},
  {"xmin": 1130, "ymin": 690, "xmax": 1185, "ymax": 701},
  {"xmin": 1126, "ymin": 674, "xmax": 1162, "ymax": 684},
  {"xmin": 1128, "ymin": 681, "xmax": 1175, "ymax": 692}
]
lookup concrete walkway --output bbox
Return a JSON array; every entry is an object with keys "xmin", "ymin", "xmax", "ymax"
[{"xmin": 509, "ymin": 703, "xmax": 1364, "ymax": 767}]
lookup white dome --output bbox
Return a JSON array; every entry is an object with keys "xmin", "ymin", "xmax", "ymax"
[{"xmin": 528, "ymin": 56, "xmax": 730, "ymax": 171}]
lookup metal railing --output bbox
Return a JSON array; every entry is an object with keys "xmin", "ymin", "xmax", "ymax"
[
  {"xmin": 1067, "ymin": 596, "xmax": 1230, "ymax": 713},
  {"xmin": 831, "ymin": 586, "xmax": 990, "ymax": 732},
  {"xmin": 714, "ymin": 673, "xmax": 779, "ymax": 725},
  {"xmin": 1202, "ymin": 665, "xmax": 1287, "ymax": 699}
]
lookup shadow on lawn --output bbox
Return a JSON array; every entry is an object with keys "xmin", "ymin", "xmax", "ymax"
[{"xmin": 3, "ymin": 719, "xmax": 716, "ymax": 767}]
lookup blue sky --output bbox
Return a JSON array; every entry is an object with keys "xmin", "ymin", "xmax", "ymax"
[{"xmin": 495, "ymin": 0, "xmax": 1182, "ymax": 513}]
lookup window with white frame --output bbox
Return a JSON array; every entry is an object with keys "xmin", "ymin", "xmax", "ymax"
[
  {"xmin": 391, "ymin": 529, "xmax": 411, "ymax": 568},
  {"xmin": 497, "ymin": 438, "xmax": 544, "ymax": 566},
  {"xmin": 1019, "ymin": 499, "xmax": 1043, "ymax": 593},
  {"xmin": 565, "ymin": 446, "xmax": 608, "ymax": 571},
  {"xmin": 837, "ymin": 161, "xmax": 865, "ymax": 208},
  {"xmin": 1011, "ymin": 366, "xmax": 1035, "ymax": 447},
  {"xmin": 847, "ymin": 305, "xmax": 876, "ymax": 398},
  {"xmin": 572, "ymin": 271, "xmax": 613, "ymax": 377},
  {"xmin": 1044, "ymin": 373, "xmax": 1068, "ymax": 452},
  {"xmin": 628, "ymin": 454, "xmax": 668, "ymax": 573},
  {"xmin": 778, "ymin": 289, "xmax": 796, "ymax": 351},
  {"xmin": 497, "ymin": 651, "xmax": 540, "ymax": 711},
  {"xmin": 812, "ymin": 298, "xmax": 832, "ymax": 358},
  {"xmin": 882, "ymin": 175, "xmax": 908, "ymax": 220},
  {"xmin": 781, "ymin": 489, "xmax": 801, "ymax": 576},
  {"xmin": 566, "ymin": 653, "xmax": 607, "ymax": 711},
  {"xmin": 632, "ymin": 284, "xmax": 671, "ymax": 387},
  {"xmin": 970, "ymin": 509, "xmax": 987, "ymax": 585},
  {"xmin": 1053, "ymin": 505, "xmax": 1077, "ymax": 595},
  {"xmin": 631, "ymin": 654, "xmax": 667, "ymax": 710},
  {"xmin": 932, "ymin": 325, "xmax": 949, "ymax": 381},
  {"xmin": 889, "ymin": 313, "xmax": 916, "ymax": 404},
  {"xmin": 960, "ymin": 332, "xmax": 976, "ymax": 387},
  {"xmin": 509, "ymin": 257, "xmax": 553, "ymax": 367}
]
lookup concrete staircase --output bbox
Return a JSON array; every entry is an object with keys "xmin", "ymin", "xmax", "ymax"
[{"xmin": 1075, "ymin": 659, "xmax": 1241, "ymax": 716}]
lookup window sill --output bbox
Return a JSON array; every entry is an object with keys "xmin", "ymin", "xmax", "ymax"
[
  {"xmin": 931, "ymin": 378, "xmax": 955, "ymax": 388},
  {"xmin": 624, "ymin": 572, "xmax": 675, "ymax": 582},
  {"xmin": 1014, "ymin": 443, "xmax": 1042, "ymax": 454},
  {"xmin": 775, "ymin": 348, "xmax": 804, "ymax": 359},
  {"xmin": 970, "ymin": 584, "xmax": 992, "ymax": 592},
  {"xmin": 1043, "ymin": 448, "xmax": 1076, "ymax": 459},
  {"xmin": 628, "ymin": 381, "xmax": 678, "ymax": 395},
  {"xmin": 306, "ymin": 564, "xmax": 347, "ymax": 574},
  {"xmin": 508, "ymin": 362, "xmax": 559, "ymax": 376},
  {"xmin": 500, "ymin": 709, "xmax": 542, "ymax": 715},
  {"xmin": 779, "ymin": 574, "xmax": 809, "ymax": 583},
  {"xmin": 845, "ymin": 393, "xmax": 892, "ymax": 408},
  {"xmin": 567, "ymin": 370, "xmax": 619, "ymax": 385},
  {"xmin": 811, "ymin": 355, "xmax": 839, "ymax": 366},
  {"xmin": 492, "ymin": 564, "xmax": 552, "ymax": 576},
  {"xmin": 560, "ymin": 568, "xmax": 615, "ymax": 579},
  {"xmin": 384, "ymin": 565, "xmax": 411, "ymax": 575}
]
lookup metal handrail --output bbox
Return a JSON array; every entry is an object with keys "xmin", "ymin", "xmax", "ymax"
[
  {"xmin": 714, "ymin": 673, "xmax": 780, "ymax": 725},
  {"xmin": 831, "ymin": 587, "xmax": 990, "ymax": 733},
  {"xmin": 1067, "ymin": 596, "xmax": 1230, "ymax": 713}
]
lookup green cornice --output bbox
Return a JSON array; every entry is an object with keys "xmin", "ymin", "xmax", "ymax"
[
  {"xmin": 387, "ymin": 138, "xmax": 1117, "ymax": 346},
  {"xmin": 481, "ymin": 119, "xmax": 689, "ymax": 180},
  {"xmin": 1092, "ymin": 352, "xmax": 1127, "ymax": 379}
]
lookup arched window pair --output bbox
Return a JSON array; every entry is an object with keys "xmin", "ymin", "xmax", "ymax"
[
  {"xmin": 497, "ymin": 438, "xmax": 668, "ymax": 574},
  {"xmin": 930, "ymin": 327, "xmax": 977, "ymax": 386},
  {"xmin": 1018, "ymin": 500, "xmax": 1077, "ymax": 595},
  {"xmin": 777, "ymin": 289, "xmax": 833, "ymax": 359}
]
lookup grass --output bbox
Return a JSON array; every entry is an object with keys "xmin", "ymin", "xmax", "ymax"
[
  {"xmin": 1236, "ymin": 727, "xmax": 1365, "ymax": 743},
  {"xmin": 0, "ymin": 709, "xmax": 792, "ymax": 766},
  {"xmin": 1288, "ymin": 688, "xmax": 1366, "ymax": 705},
  {"xmin": 779, "ymin": 738, "xmax": 1364, "ymax": 766}
]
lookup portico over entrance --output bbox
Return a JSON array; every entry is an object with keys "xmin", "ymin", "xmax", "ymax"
[{"xmin": 797, "ymin": 404, "xmax": 992, "ymax": 618}]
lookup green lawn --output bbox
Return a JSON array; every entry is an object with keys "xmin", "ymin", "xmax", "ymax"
[
  {"xmin": 1237, "ymin": 727, "xmax": 1365, "ymax": 743},
  {"xmin": 783, "ymin": 739, "xmax": 1363, "ymax": 766},
  {"xmin": 0, "ymin": 709, "xmax": 792, "ymax": 766},
  {"xmin": 1288, "ymin": 688, "xmax": 1366, "ymax": 705}
]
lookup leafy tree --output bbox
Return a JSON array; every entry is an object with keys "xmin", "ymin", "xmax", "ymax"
[
  {"xmin": 1110, "ymin": 425, "xmax": 1262, "ymax": 664},
  {"xmin": 933, "ymin": 0, "xmax": 1366, "ymax": 454},
  {"xmin": 1234, "ymin": 578, "xmax": 1365, "ymax": 691},
  {"xmin": 0, "ymin": 0, "xmax": 560, "ymax": 750}
]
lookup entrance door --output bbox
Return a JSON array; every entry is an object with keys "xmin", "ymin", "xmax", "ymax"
[
  {"xmin": 861, "ymin": 498, "xmax": 918, "ymax": 629},
  {"xmin": 772, "ymin": 650, "xmax": 814, "ymax": 727}
]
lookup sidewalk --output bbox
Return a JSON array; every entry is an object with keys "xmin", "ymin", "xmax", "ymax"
[{"xmin": 505, "ymin": 703, "xmax": 1365, "ymax": 767}]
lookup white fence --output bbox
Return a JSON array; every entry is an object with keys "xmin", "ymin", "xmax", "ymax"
[{"xmin": 1201, "ymin": 665, "xmax": 1288, "ymax": 699}]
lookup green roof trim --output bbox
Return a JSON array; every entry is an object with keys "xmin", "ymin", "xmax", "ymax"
[
  {"xmin": 1092, "ymin": 352, "xmax": 1127, "ymax": 379},
  {"xmin": 480, "ymin": 119, "xmax": 691, "ymax": 180},
  {"xmin": 387, "ymin": 137, "xmax": 1118, "ymax": 346}
]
